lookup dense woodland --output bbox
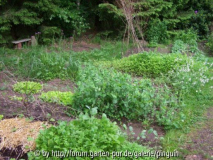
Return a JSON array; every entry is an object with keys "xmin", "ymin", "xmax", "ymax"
[{"xmin": 0, "ymin": 0, "xmax": 213, "ymax": 45}]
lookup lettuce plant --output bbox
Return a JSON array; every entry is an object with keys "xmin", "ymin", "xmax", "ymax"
[
  {"xmin": 13, "ymin": 81, "xmax": 42, "ymax": 94},
  {"xmin": 40, "ymin": 91, "xmax": 73, "ymax": 106}
]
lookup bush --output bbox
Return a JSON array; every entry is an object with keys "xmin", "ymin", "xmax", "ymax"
[
  {"xmin": 72, "ymin": 64, "xmax": 181, "ymax": 124},
  {"xmin": 13, "ymin": 81, "xmax": 42, "ymax": 94},
  {"xmin": 100, "ymin": 52, "xmax": 188, "ymax": 78},
  {"xmin": 206, "ymin": 33, "xmax": 213, "ymax": 55},
  {"xmin": 28, "ymin": 110, "xmax": 153, "ymax": 160},
  {"xmin": 40, "ymin": 91, "xmax": 74, "ymax": 106},
  {"xmin": 72, "ymin": 65, "xmax": 156, "ymax": 120},
  {"xmin": 165, "ymin": 57, "xmax": 210, "ymax": 95},
  {"xmin": 145, "ymin": 19, "xmax": 168, "ymax": 44},
  {"xmin": 172, "ymin": 29, "xmax": 200, "ymax": 54}
]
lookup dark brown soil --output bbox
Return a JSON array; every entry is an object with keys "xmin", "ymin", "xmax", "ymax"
[{"xmin": 0, "ymin": 71, "xmax": 74, "ymax": 121}]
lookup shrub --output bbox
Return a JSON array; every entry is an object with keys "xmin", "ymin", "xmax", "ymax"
[
  {"xmin": 72, "ymin": 65, "xmax": 157, "ymax": 120},
  {"xmin": 145, "ymin": 19, "xmax": 168, "ymax": 44},
  {"xmin": 40, "ymin": 91, "xmax": 74, "ymax": 106},
  {"xmin": 72, "ymin": 64, "xmax": 181, "ymax": 124},
  {"xmin": 13, "ymin": 81, "xmax": 42, "ymax": 94},
  {"xmin": 28, "ymin": 110, "xmax": 153, "ymax": 160},
  {"xmin": 172, "ymin": 29, "xmax": 200, "ymax": 54},
  {"xmin": 172, "ymin": 40, "xmax": 189, "ymax": 54},
  {"xmin": 100, "ymin": 52, "xmax": 188, "ymax": 78},
  {"xmin": 165, "ymin": 57, "xmax": 211, "ymax": 95},
  {"xmin": 206, "ymin": 33, "xmax": 213, "ymax": 55}
]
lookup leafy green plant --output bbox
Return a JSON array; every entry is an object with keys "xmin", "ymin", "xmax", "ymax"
[
  {"xmin": 206, "ymin": 32, "xmax": 213, "ymax": 55},
  {"xmin": 13, "ymin": 81, "xmax": 42, "ymax": 94},
  {"xmin": 72, "ymin": 64, "xmax": 182, "ymax": 126},
  {"xmin": 172, "ymin": 40, "xmax": 189, "ymax": 54},
  {"xmin": 9, "ymin": 95, "xmax": 23, "ymax": 101},
  {"xmin": 28, "ymin": 109, "xmax": 153, "ymax": 160},
  {"xmin": 165, "ymin": 57, "xmax": 210, "ymax": 96},
  {"xmin": 99, "ymin": 52, "xmax": 189, "ymax": 78},
  {"xmin": 73, "ymin": 64, "xmax": 157, "ymax": 120},
  {"xmin": 40, "ymin": 91, "xmax": 74, "ymax": 106},
  {"xmin": 146, "ymin": 19, "xmax": 168, "ymax": 45},
  {"xmin": 39, "ymin": 26, "xmax": 61, "ymax": 45},
  {"xmin": 0, "ymin": 115, "xmax": 3, "ymax": 121}
]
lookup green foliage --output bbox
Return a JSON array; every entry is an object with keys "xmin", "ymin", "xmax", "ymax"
[
  {"xmin": 39, "ymin": 26, "xmax": 61, "ymax": 45},
  {"xmin": 13, "ymin": 81, "xmax": 42, "ymax": 94},
  {"xmin": 165, "ymin": 57, "xmax": 211, "ymax": 95},
  {"xmin": 71, "ymin": 41, "xmax": 128, "ymax": 62},
  {"xmin": 174, "ymin": 29, "xmax": 198, "ymax": 45},
  {"xmin": 0, "ymin": 115, "xmax": 3, "ymax": 121},
  {"xmin": 40, "ymin": 91, "xmax": 73, "ymax": 106},
  {"xmin": 9, "ymin": 95, "xmax": 23, "ymax": 101},
  {"xmin": 0, "ymin": 0, "xmax": 89, "ymax": 45},
  {"xmin": 101, "ymin": 52, "xmax": 188, "ymax": 78},
  {"xmin": 16, "ymin": 49, "xmax": 79, "ymax": 81},
  {"xmin": 72, "ymin": 64, "xmax": 181, "ymax": 125},
  {"xmin": 189, "ymin": 10, "xmax": 212, "ymax": 38},
  {"xmin": 172, "ymin": 40, "xmax": 189, "ymax": 54},
  {"xmin": 206, "ymin": 32, "xmax": 213, "ymax": 54},
  {"xmin": 145, "ymin": 19, "xmax": 168, "ymax": 44},
  {"xmin": 28, "ymin": 110, "xmax": 153, "ymax": 160},
  {"xmin": 172, "ymin": 29, "xmax": 200, "ymax": 54}
]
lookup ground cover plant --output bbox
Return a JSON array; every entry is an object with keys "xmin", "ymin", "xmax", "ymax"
[
  {"xmin": 40, "ymin": 91, "xmax": 74, "ymax": 106},
  {"xmin": 98, "ymin": 52, "xmax": 189, "ymax": 78},
  {"xmin": 13, "ymin": 81, "xmax": 42, "ymax": 94},
  {"xmin": 28, "ymin": 108, "xmax": 154, "ymax": 160}
]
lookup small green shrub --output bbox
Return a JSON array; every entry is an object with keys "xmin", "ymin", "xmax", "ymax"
[
  {"xmin": 39, "ymin": 26, "xmax": 61, "ymax": 45},
  {"xmin": 72, "ymin": 64, "xmax": 181, "ymax": 124},
  {"xmin": 206, "ymin": 33, "xmax": 213, "ymax": 55},
  {"xmin": 100, "ymin": 52, "xmax": 188, "ymax": 78},
  {"xmin": 172, "ymin": 40, "xmax": 189, "ymax": 54},
  {"xmin": 13, "ymin": 81, "xmax": 42, "ymax": 94},
  {"xmin": 146, "ymin": 19, "xmax": 168, "ymax": 44},
  {"xmin": 174, "ymin": 29, "xmax": 198, "ymax": 45},
  {"xmin": 40, "ymin": 91, "xmax": 74, "ymax": 106},
  {"xmin": 172, "ymin": 29, "xmax": 200, "ymax": 54},
  {"xmin": 28, "ymin": 109, "xmax": 153, "ymax": 160},
  {"xmin": 73, "ymin": 65, "xmax": 156, "ymax": 120},
  {"xmin": 165, "ymin": 57, "xmax": 211, "ymax": 95}
]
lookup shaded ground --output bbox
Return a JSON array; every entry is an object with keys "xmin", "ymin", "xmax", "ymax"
[
  {"xmin": 0, "ymin": 71, "xmax": 74, "ymax": 122},
  {"xmin": 185, "ymin": 107, "xmax": 213, "ymax": 160}
]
